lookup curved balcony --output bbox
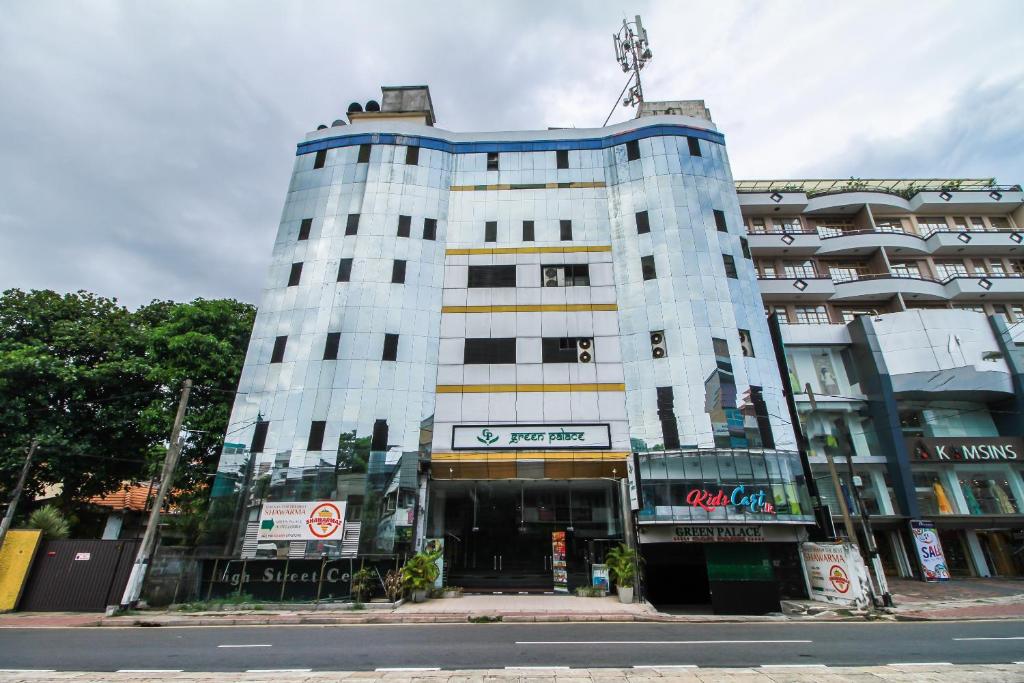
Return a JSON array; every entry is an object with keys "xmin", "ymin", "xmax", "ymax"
[
  {"xmin": 924, "ymin": 229, "xmax": 1024, "ymax": 255},
  {"xmin": 816, "ymin": 228, "xmax": 929, "ymax": 256},
  {"xmin": 757, "ymin": 276, "xmax": 834, "ymax": 302},
  {"xmin": 832, "ymin": 274, "xmax": 947, "ymax": 302},
  {"xmin": 745, "ymin": 229, "xmax": 821, "ymax": 255},
  {"xmin": 805, "ymin": 191, "xmax": 912, "ymax": 214},
  {"xmin": 944, "ymin": 274, "xmax": 1024, "ymax": 299}
]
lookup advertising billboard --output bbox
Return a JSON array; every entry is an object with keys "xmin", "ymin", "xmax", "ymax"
[{"xmin": 256, "ymin": 501, "xmax": 347, "ymax": 542}]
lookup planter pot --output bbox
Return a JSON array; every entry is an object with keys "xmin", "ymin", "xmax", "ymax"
[
  {"xmin": 617, "ymin": 585, "xmax": 633, "ymax": 604},
  {"xmin": 411, "ymin": 589, "xmax": 429, "ymax": 603}
]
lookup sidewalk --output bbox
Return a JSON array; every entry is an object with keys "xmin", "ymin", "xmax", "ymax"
[{"xmin": 887, "ymin": 577, "xmax": 1024, "ymax": 621}]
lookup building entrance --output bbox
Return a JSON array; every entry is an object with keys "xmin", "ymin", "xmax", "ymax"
[{"xmin": 428, "ymin": 479, "xmax": 624, "ymax": 592}]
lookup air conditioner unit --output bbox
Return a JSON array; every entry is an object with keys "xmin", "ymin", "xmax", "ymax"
[
  {"xmin": 650, "ymin": 330, "xmax": 667, "ymax": 358},
  {"xmin": 577, "ymin": 337, "xmax": 593, "ymax": 363},
  {"xmin": 543, "ymin": 266, "xmax": 565, "ymax": 287}
]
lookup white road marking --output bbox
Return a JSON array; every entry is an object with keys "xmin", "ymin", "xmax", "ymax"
[
  {"xmin": 516, "ymin": 639, "xmax": 812, "ymax": 645},
  {"xmin": 889, "ymin": 662, "xmax": 953, "ymax": 666},
  {"xmin": 955, "ymin": 636, "xmax": 1024, "ymax": 641},
  {"xmin": 505, "ymin": 666, "xmax": 571, "ymax": 670},
  {"xmin": 761, "ymin": 664, "xmax": 827, "ymax": 668},
  {"xmin": 246, "ymin": 669, "xmax": 312, "ymax": 673},
  {"xmin": 376, "ymin": 668, "xmax": 442, "ymax": 672},
  {"xmin": 633, "ymin": 664, "xmax": 698, "ymax": 669},
  {"xmin": 117, "ymin": 670, "xmax": 183, "ymax": 673},
  {"xmin": 218, "ymin": 643, "xmax": 272, "ymax": 648},
  {"xmin": 0, "ymin": 671, "xmax": 56, "ymax": 674}
]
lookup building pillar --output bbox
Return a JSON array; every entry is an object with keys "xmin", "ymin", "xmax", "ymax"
[{"xmin": 964, "ymin": 531, "xmax": 991, "ymax": 577}]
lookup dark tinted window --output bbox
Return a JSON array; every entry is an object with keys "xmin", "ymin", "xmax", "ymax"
[
  {"xmin": 556, "ymin": 150, "xmax": 569, "ymax": 169},
  {"xmin": 485, "ymin": 221, "xmax": 497, "ymax": 242},
  {"xmin": 270, "ymin": 336, "xmax": 287, "ymax": 363},
  {"xmin": 641, "ymin": 255, "xmax": 656, "ymax": 280},
  {"xmin": 560, "ymin": 219, "xmax": 572, "ymax": 241},
  {"xmin": 542, "ymin": 337, "xmax": 582, "ymax": 363},
  {"xmin": 382, "ymin": 333, "xmax": 399, "ymax": 361},
  {"xmin": 307, "ymin": 421, "xmax": 326, "ymax": 451},
  {"xmin": 687, "ymin": 136, "xmax": 701, "ymax": 157},
  {"xmin": 714, "ymin": 209, "xmax": 728, "ymax": 232},
  {"xmin": 468, "ymin": 265, "xmax": 517, "ymax": 287},
  {"xmin": 250, "ymin": 421, "xmax": 268, "ymax": 453},
  {"xmin": 357, "ymin": 144, "xmax": 371, "ymax": 163},
  {"xmin": 337, "ymin": 258, "xmax": 353, "ymax": 282},
  {"xmin": 298, "ymin": 218, "xmax": 312, "ymax": 240},
  {"xmin": 345, "ymin": 213, "xmax": 360, "ymax": 235},
  {"xmin": 397, "ymin": 215, "xmax": 411, "ymax": 237},
  {"xmin": 723, "ymin": 253, "xmax": 738, "ymax": 278},
  {"xmin": 636, "ymin": 211, "xmax": 650, "ymax": 234},
  {"xmin": 392, "ymin": 260, "xmax": 406, "ymax": 284},
  {"xmin": 523, "ymin": 220, "xmax": 535, "ymax": 241},
  {"xmin": 405, "ymin": 145, "xmax": 419, "ymax": 165},
  {"xmin": 324, "ymin": 332, "xmax": 341, "ymax": 360},
  {"xmin": 656, "ymin": 386, "xmax": 680, "ymax": 450},
  {"xmin": 625, "ymin": 140, "xmax": 640, "ymax": 161},
  {"xmin": 541, "ymin": 264, "xmax": 589, "ymax": 286},
  {"xmin": 487, "ymin": 152, "xmax": 499, "ymax": 171},
  {"xmin": 287, "ymin": 262, "xmax": 303, "ymax": 286},
  {"xmin": 423, "ymin": 218, "xmax": 437, "ymax": 240},
  {"xmin": 313, "ymin": 149, "xmax": 326, "ymax": 169},
  {"xmin": 740, "ymin": 236, "xmax": 751, "ymax": 259},
  {"xmin": 464, "ymin": 338, "xmax": 516, "ymax": 364}
]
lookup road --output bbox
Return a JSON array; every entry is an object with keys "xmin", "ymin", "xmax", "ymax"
[{"xmin": 0, "ymin": 621, "xmax": 1022, "ymax": 672}]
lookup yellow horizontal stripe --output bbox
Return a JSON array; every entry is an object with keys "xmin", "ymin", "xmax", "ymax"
[
  {"xmin": 449, "ymin": 181, "xmax": 606, "ymax": 192},
  {"xmin": 446, "ymin": 245, "xmax": 612, "ymax": 255},
  {"xmin": 436, "ymin": 383, "xmax": 625, "ymax": 393},
  {"xmin": 441, "ymin": 304, "xmax": 617, "ymax": 313},
  {"xmin": 432, "ymin": 451, "xmax": 629, "ymax": 462}
]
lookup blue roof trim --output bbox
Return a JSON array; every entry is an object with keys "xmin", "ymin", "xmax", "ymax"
[{"xmin": 295, "ymin": 124, "xmax": 725, "ymax": 156}]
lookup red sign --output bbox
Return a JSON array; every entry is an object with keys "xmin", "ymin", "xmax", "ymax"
[
  {"xmin": 305, "ymin": 502, "xmax": 343, "ymax": 539},
  {"xmin": 828, "ymin": 564, "xmax": 850, "ymax": 594},
  {"xmin": 685, "ymin": 485, "xmax": 776, "ymax": 514}
]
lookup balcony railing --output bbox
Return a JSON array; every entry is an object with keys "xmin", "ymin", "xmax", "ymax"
[{"xmin": 760, "ymin": 271, "xmax": 1024, "ymax": 285}]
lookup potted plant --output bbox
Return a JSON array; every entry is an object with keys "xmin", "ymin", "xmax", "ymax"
[
  {"xmin": 383, "ymin": 569, "xmax": 404, "ymax": 604},
  {"xmin": 351, "ymin": 566, "xmax": 375, "ymax": 603},
  {"xmin": 605, "ymin": 543, "xmax": 640, "ymax": 604},
  {"xmin": 401, "ymin": 549, "xmax": 441, "ymax": 603}
]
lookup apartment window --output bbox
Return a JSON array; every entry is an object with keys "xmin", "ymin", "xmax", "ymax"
[
  {"xmin": 935, "ymin": 261, "xmax": 969, "ymax": 280},
  {"xmin": 1013, "ymin": 260, "xmax": 1024, "ymax": 276},
  {"xmin": 636, "ymin": 210, "xmax": 651, "ymax": 234},
  {"xmin": 270, "ymin": 336, "xmax": 287, "ymax": 363},
  {"xmin": 345, "ymin": 213, "xmax": 360, "ymax": 235},
  {"xmin": 468, "ymin": 265, "xmax": 516, "ymax": 287},
  {"xmin": 827, "ymin": 263, "xmax": 866, "ymax": 283},
  {"xmin": 750, "ymin": 217, "xmax": 767, "ymax": 234},
  {"xmin": 875, "ymin": 219, "xmax": 905, "ymax": 234},
  {"xmin": 464, "ymin": 338, "xmax": 516, "ymax": 364},
  {"xmin": 817, "ymin": 218, "xmax": 855, "ymax": 237},
  {"xmin": 313, "ymin": 149, "xmax": 326, "ymax": 169},
  {"xmin": 625, "ymin": 139, "xmax": 640, "ymax": 161},
  {"xmin": 713, "ymin": 209, "xmax": 728, "ymax": 233},
  {"xmin": 405, "ymin": 145, "xmax": 419, "ymax": 165},
  {"xmin": 740, "ymin": 236, "xmax": 751, "ymax": 259},
  {"xmin": 556, "ymin": 149, "xmax": 569, "ymax": 169},
  {"xmin": 397, "ymin": 215, "xmax": 411, "ymax": 237},
  {"xmin": 917, "ymin": 217, "xmax": 949, "ymax": 235},
  {"xmin": 757, "ymin": 261, "xmax": 777, "ymax": 278},
  {"xmin": 541, "ymin": 264, "xmax": 589, "ymax": 287},
  {"xmin": 337, "ymin": 258, "xmax": 353, "ymax": 282},
  {"xmin": 777, "ymin": 217, "xmax": 802, "ymax": 233},
  {"xmin": 485, "ymin": 221, "xmax": 497, "ymax": 243},
  {"xmin": 323, "ymin": 332, "xmax": 341, "ymax": 360},
  {"xmin": 687, "ymin": 136, "xmax": 701, "ymax": 157},
  {"xmin": 722, "ymin": 254, "xmax": 738, "ymax": 278},
  {"xmin": 767, "ymin": 305, "xmax": 791, "ymax": 324},
  {"xmin": 542, "ymin": 337, "xmax": 586, "ymax": 363},
  {"xmin": 357, "ymin": 144, "xmax": 371, "ymax": 163},
  {"xmin": 382, "ymin": 334, "xmax": 399, "ymax": 361},
  {"xmin": 794, "ymin": 305, "xmax": 830, "ymax": 325},
  {"xmin": 298, "ymin": 218, "xmax": 312, "ymax": 241},
  {"xmin": 522, "ymin": 220, "xmax": 535, "ymax": 241},
  {"xmin": 287, "ymin": 262, "xmax": 303, "ymax": 286},
  {"xmin": 392, "ymin": 259, "xmax": 406, "ymax": 284},
  {"xmin": 307, "ymin": 421, "xmax": 326, "ymax": 451},
  {"xmin": 957, "ymin": 305, "xmax": 985, "ymax": 313},
  {"xmin": 641, "ymin": 255, "xmax": 657, "ymax": 280},
  {"xmin": 656, "ymin": 386, "xmax": 680, "ymax": 450},
  {"xmin": 1011, "ymin": 305, "xmax": 1024, "ymax": 321},
  {"xmin": 992, "ymin": 304, "xmax": 1010, "ymax": 321},
  {"xmin": 953, "ymin": 217, "xmax": 969, "ymax": 232},
  {"xmin": 559, "ymin": 219, "xmax": 573, "ymax": 241},
  {"xmin": 250, "ymin": 421, "xmax": 268, "ymax": 454},
  {"xmin": 423, "ymin": 218, "xmax": 437, "ymax": 240},
  {"xmin": 984, "ymin": 260, "xmax": 1007, "ymax": 276},
  {"xmin": 783, "ymin": 260, "xmax": 817, "ymax": 279},
  {"xmin": 840, "ymin": 308, "xmax": 877, "ymax": 323},
  {"xmin": 486, "ymin": 152, "xmax": 499, "ymax": 171},
  {"xmin": 890, "ymin": 262, "xmax": 921, "ymax": 279}
]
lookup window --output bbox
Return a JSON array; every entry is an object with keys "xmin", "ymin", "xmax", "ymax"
[
  {"xmin": 287, "ymin": 262, "xmax": 303, "ymax": 286},
  {"xmin": 934, "ymin": 261, "xmax": 968, "ymax": 280},
  {"xmin": 722, "ymin": 254, "xmax": 738, "ymax": 278},
  {"xmin": 392, "ymin": 260, "xmax": 406, "ymax": 284},
  {"xmin": 713, "ymin": 209, "xmax": 728, "ymax": 233},
  {"xmin": 970, "ymin": 216, "xmax": 987, "ymax": 231},
  {"xmin": 542, "ymin": 337, "xmax": 584, "ymax": 363},
  {"xmin": 1011, "ymin": 304, "xmax": 1024, "ymax": 321},
  {"xmin": 382, "ymin": 334, "xmax": 399, "ymax": 361},
  {"xmin": 486, "ymin": 152, "xmax": 499, "ymax": 171},
  {"xmin": 357, "ymin": 144, "xmax": 371, "ymax": 163},
  {"xmin": 324, "ymin": 332, "xmax": 340, "ymax": 360},
  {"xmin": 794, "ymin": 305, "xmax": 830, "ymax": 324},
  {"xmin": 405, "ymin": 145, "xmax": 419, "ymax": 165},
  {"xmin": 687, "ymin": 136, "xmax": 701, "ymax": 157},
  {"xmin": 250, "ymin": 421, "xmax": 268, "ymax": 454},
  {"xmin": 625, "ymin": 139, "xmax": 640, "ymax": 161},
  {"xmin": 738, "ymin": 329, "xmax": 754, "ymax": 357},
  {"xmin": 917, "ymin": 217, "xmax": 949, "ymax": 235},
  {"xmin": 957, "ymin": 305, "xmax": 985, "ymax": 313},
  {"xmin": 656, "ymin": 386, "xmax": 680, "ymax": 450},
  {"xmin": 423, "ymin": 218, "xmax": 437, "ymax": 240},
  {"xmin": 840, "ymin": 308, "xmax": 877, "ymax": 323},
  {"xmin": 740, "ymin": 236, "xmax": 750, "ymax": 259},
  {"xmin": 750, "ymin": 217, "xmax": 767, "ymax": 234},
  {"xmin": 522, "ymin": 220, "xmax": 535, "ymax": 241},
  {"xmin": 641, "ymin": 255, "xmax": 657, "ymax": 280},
  {"xmin": 987, "ymin": 260, "xmax": 1006, "ymax": 276},
  {"xmin": 826, "ymin": 262, "xmax": 867, "ymax": 283},
  {"xmin": 890, "ymin": 262, "xmax": 921, "ymax": 279},
  {"xmin": 783, "ymin": 260, "xmax": 817, "ymax": 278},
  {"xmin": 541, "ymin": 264, "xmax": 589, "ymax": 287},
  {"xmin": 556, "ymin": 149, "xmax": 569, "ymax": 169},
  {"xmin": 899, "ymin": 410, "xmax": 925, "ymax": 437},
  {"xmin": 298, "ymin": 218, "xmax": 312, "ymax": 241},
  {"xmin": 468, "ymin": 265, "xmax": 516, "ymax": 288},
  {"xmin": 270, "ymin": 336, "xmax": 287, "ymax": 363},
  {"xmin": 397, "ymin": 215, "xmax": 411, "ymax": 237},
  {"xmin": 485, "ymin": 221, "xmax": 497, "ymax": 242},
  {"xmin": 875, "ymin": 219, "xmax": 905, "ymax": 234},
  {"xmin": 989, "ymin": 217, "xmax": 1011, "ymax": 230},
  {"xmin": 313, "ymin": 149, "xmax": 326, "ymax": 169},
  {"xmin": 635, "ymin": 210, "xmax": 650, "ymax": 234},
  {"xmin": 464, "ymin": 338, "xmax": 516, "ymax": 364},
  {"xmin": 307, "ymin": 421, "xmax": 326, "ymax": 451},
  {"xmin": 345, "ymin": 213, "xmax": 360, "ymax": 235},
  {"xmin": 757, "ymin": 261, "xmax": 777, "ymax": 278},
  {"xmin": 559, "ymin": 219, "xmax": 573, "ymax": 241},
  {"xmin": 337, "ymin": 258, "xmax": 353, "ymax": 282},
  {"xmin": 777, "ymin": 217, "xmax": 802, "ymax": 233},
  {"xmin": 816, "ymin": 218, "xmax": 855, "ymax": 237}
]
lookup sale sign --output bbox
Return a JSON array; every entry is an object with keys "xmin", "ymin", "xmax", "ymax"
[{"xmin": 910, "ymin": 520, "xmax": 950, "ymax": 582}]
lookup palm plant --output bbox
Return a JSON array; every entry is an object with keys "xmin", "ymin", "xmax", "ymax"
[
  {"xmin": 604, "ymin": 543, "xmax": 640, "ymax": 588},
  {"xmin": 27, "ymin": 505, "xmax": 70, "ymax": 539}
]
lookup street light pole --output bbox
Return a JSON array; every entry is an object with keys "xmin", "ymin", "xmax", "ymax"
[{"xmin": 0, "ymin": 439, "xmax": 40, "ymax": 550}]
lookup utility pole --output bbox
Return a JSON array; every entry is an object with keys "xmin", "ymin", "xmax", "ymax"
[
  {"xmin": 0, "ymin": 439, "xmax": 40, "ymax": 550},
  {"xmin": 806, "ymin": 385, "xmax": 858, "ymax": 544},
  {"xmin": 119, "ymin": 379, "xmax": 192, "ymax": 609}
]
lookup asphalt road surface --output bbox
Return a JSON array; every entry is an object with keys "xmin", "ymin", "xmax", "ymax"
[{"xmin": 1, "ymin": 621, "xmax": 1023, "ymax": 672}]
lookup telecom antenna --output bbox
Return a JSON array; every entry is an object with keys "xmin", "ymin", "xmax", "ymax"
[{"xmin": 605, "ymin": 15, "xmax": 653, "ymax": 125}]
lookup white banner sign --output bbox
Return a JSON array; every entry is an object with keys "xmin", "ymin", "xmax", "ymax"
[
  {"xmin": 256, "ymin": 501, "xmax": 347, "ymax": 542},
  {"xmin": 800, "ymin": 541, "xmax": 870, "ymax": 608},
  {"xmin": 910, "ymin": 520, "xmax": 951, "ymax": 581},
  {"xmin": 452, "ymin": 424, "xmax": 610, "ymax": 450}
]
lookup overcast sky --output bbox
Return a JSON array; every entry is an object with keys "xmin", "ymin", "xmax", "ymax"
[{"xmin": 1, "ymin": 1, "xmax": 1021, "ymax": 308}]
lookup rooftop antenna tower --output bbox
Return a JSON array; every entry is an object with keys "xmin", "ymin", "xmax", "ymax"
[{"xmin": 605, "ymin": 14, "xmax": 653, "ymax": 125}]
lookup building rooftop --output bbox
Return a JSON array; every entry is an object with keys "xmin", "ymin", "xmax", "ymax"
[{"xmin": 733, "ymin": 178, "xmax": 1021, "ymax": 199}]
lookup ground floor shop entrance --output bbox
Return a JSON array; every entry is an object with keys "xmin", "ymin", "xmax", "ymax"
[{"xmin": 427, "ymin": 479, "xmax": 625, "ymax": 592}]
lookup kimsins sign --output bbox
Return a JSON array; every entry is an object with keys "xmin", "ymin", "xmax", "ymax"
[
  {"xmin": 907, "ymin": 437, "xmax": 1022, "ymax": 464},
  {"xmin": 452, "ymin": 424, "xmax": 611, "ymax": 450},
  {"xmin": 685, "ymin": 485, "xmax": 776, "ymax": 515}
]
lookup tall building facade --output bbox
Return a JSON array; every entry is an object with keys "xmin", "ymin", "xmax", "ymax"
[{"xmin": 210, "ymin": 85, "xmax": 1024, "ymax": 611}]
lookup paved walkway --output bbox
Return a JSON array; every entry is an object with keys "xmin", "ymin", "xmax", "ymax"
[
  {"xmin": 887, "ymin": 577, "xmax": 1024, "ymax": 620},
  {"xmin": 398, "ymin": 594, "xmax": 657, "ymax": 617}
]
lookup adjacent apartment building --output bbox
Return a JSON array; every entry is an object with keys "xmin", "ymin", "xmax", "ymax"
[{"xmin": 209, "ymin": 85, "xmax": 1024, "ymax": 613}]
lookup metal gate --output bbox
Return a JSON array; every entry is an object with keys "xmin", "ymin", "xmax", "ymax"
[{"xmin": 18, "ymin": 539, "xmax": 140, "ymax": 612}]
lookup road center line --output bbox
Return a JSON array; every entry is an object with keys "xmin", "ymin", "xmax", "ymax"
[
  {"xmin": 218, "ymin": 644, "xmax": 272, "ymax": 648},
  {"xmin": 516, "ymin": 639, "xmax": 812, "ymax": 645},
  {"xmin": 505, "ymin": 666, "xmax": 571, "ymax": 670},
  {"xmin": 761, "ymin": 664, "xmax": 827, "ymax": 668},
  {"xmin": 246, "ymin": 669, "xmax": 311, "ymax": 673},
  {"xmin": 376, "ymin": 668, "xmax": 442, "ymax": 672},
  {"xmin": 117, "ymin": 670, "xmax": 183, "ymax": 673},
  {"xmin": 954, "ymin": 636, "xmax": 1024, "ymax": 641},
  {"xmin": 633, "ymin": 665, "xmax": 698, "ymax": 669},
  {"xmin": 889, "ymin": 662, "xmax": 953, "ymax": 666},
  {"xmin": 0, "ymin": 671, "xmax": 56, "ymax": 674}
]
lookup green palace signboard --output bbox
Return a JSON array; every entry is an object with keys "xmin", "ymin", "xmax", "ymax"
[{"xmin": 452, "ymin": 424, "xmax": 611, "ymax": 450}]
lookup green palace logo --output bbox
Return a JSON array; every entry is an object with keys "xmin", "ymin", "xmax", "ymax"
[{"xmin": 476, "ymin": 428, "xmax": 499, "ymax": 445}]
